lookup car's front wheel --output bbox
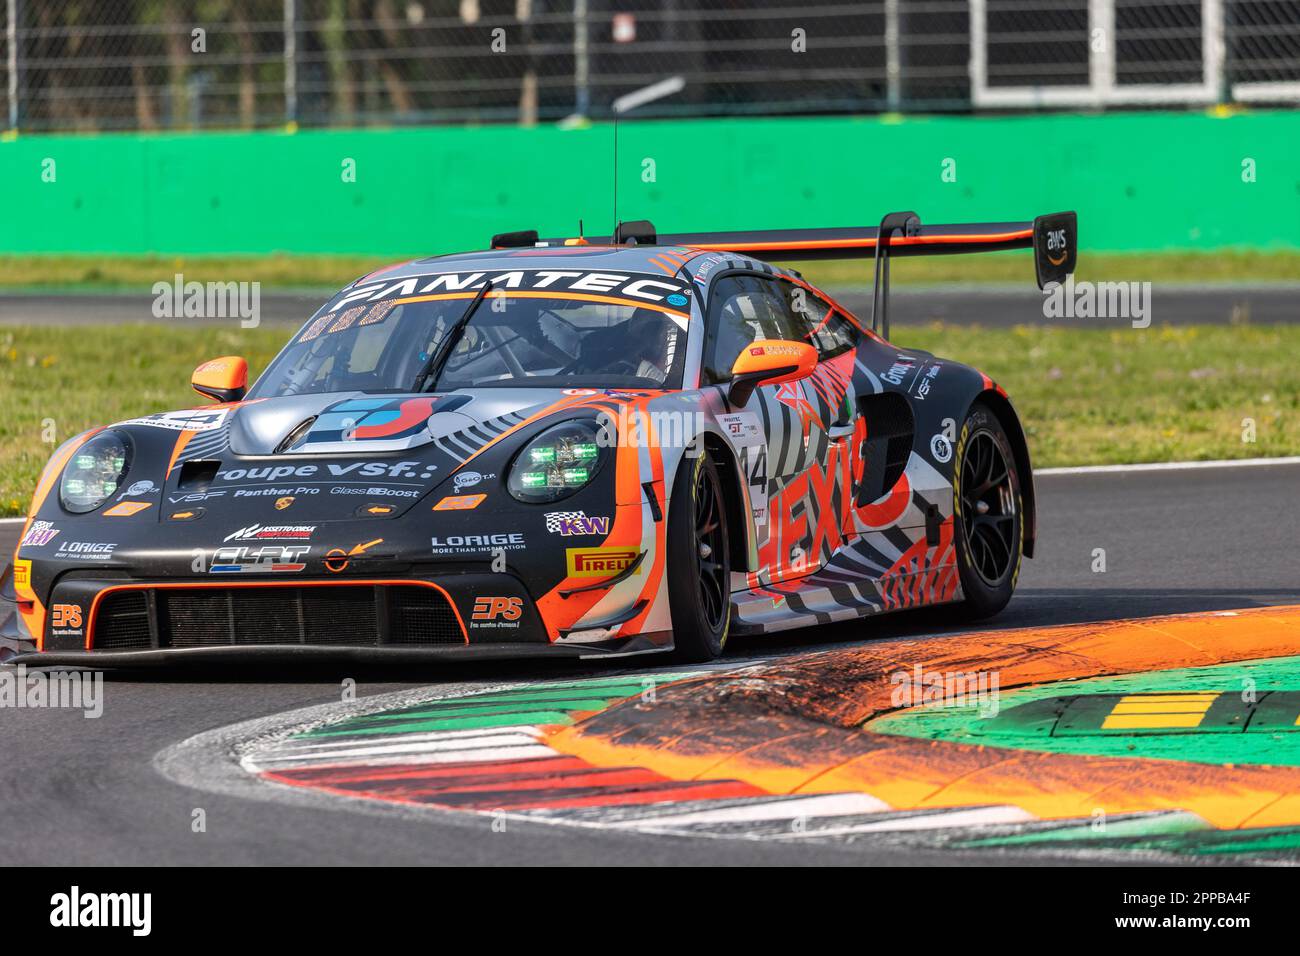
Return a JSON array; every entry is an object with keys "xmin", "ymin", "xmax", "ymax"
[
  {"xmin": 666, "ymin": 450, "xmax": 731, "ymax": 662},
  {"xmin": 950, "ymin": 400, "xmax": 1024, "ymax": 619}
]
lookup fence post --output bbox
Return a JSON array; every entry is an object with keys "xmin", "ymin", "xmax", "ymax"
[
  {"xmin": 1205, "ymin": 0, "xmax": 1226, "ymax": 103},
  {"xmin": 885, "ymin": 0, "xmax": 901, "ymax": 111},
  {"xmin": 6, "ymin": 0, "xmax": 18, "ymax": 130},
  {"xmin": 1088, "ymin": 0, "xmax": 1115, "ymax": 107},
  {"xmin": 284, "ymin": 0, "xmax": 298, "ymax": 125},
  {"xmin": 573, "ymin": 0, "xmax": 590, "ymax": 118}
]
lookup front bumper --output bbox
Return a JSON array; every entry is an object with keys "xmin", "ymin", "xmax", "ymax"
[{"xmin": 1, "ymin": 563, "xmax": 670, "ymax": 666}]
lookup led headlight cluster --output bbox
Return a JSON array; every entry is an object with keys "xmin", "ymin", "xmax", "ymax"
[
  {"xmin": 508, "ymin": 420, "xmax": 606, "ymax": 503},
  {"xmin": 59, "ymin": 431, "xmax": 131, "ymax": 513}
]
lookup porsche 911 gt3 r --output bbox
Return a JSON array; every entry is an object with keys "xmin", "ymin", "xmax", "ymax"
[{"xmin": 0, "ymin": 211, "xmax": 1077, "ymax": 664}]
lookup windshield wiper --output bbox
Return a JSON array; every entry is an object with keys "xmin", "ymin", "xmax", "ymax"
[{"xmin": 410, "ymin": 280, "xmax": 494, "ymax": 392}]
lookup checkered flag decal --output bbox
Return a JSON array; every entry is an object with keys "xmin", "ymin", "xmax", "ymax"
[{"xmin": 545, "ymin": 511, "xmax": 586, "ymax": 533}]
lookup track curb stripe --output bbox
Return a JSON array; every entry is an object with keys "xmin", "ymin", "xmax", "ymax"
[{"xmin": 183, "ymin": 606, "xmax": 1300, "ymax": 859}]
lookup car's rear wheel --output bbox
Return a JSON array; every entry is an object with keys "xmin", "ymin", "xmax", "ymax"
[
  {"xmin": 667, "ymin": 450, "xmax": 731, "ymax": 662},
  {"xmin": 950, "ymin": 400, "xmax": 1024, "ymax": 619}
]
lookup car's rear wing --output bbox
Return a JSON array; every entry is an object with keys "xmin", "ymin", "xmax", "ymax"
[{"xmin": 491, "ymin": 210, "xmax": 1078, "ymax": 338}]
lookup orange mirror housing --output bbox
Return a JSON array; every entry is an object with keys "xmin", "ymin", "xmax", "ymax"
[
  {"xmin": 191, "ymin": 356, "xmax": 248, "ymax": 404},
  {"xmin": 727, "ymin": 339, "xmax": 817, "ymax": 406}
]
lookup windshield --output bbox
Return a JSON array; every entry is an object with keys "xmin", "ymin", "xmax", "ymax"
[{"xmin": 248, "ymin": 269, "xmax": 692, "ymax": 399}]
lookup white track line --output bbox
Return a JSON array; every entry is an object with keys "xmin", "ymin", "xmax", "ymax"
[
  {"xmin": 0, "ymin": 518, "xmax": 26, "ymax": 526},
  {"xmin": 272, "ymin": 726, "xmax": 544, "ymax": 752},
  {"xmin": 766, "ymin": 805, "xmax": 1036, "ymax": 838},
  {"xmin": 254, "ymin": 731, "xmax": 546, "ymax": 760},
  {"xmin": 246, "ymin": 743, "xmax": 558, "ymax": 772},
  {"xmin": 1038, "ymin": 456, "xmax": 1300, "ymax": 476},
  {"xmin": 606, "ymin": 793, "xmax": 892, "ymax": 827}
]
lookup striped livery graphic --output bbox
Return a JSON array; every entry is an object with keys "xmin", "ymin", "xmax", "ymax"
[{"xmin": 432, "ymin": 410, "xmax": 530, "ymax": 464}]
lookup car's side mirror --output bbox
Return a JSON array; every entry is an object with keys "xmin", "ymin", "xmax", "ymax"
[
  {"xmin": 191, "ymin": 356, "xmax": 248, "ymax": 404},
  {"xmin": 726, "ymin": 339, "xmax": 817, "ymax": 406}
]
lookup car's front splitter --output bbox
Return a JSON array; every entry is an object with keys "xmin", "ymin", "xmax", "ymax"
[{"xmin": 8, "ymin": 631, "xmax": 674, "ymax": 669}]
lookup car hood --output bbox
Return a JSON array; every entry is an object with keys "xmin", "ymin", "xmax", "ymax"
[
  {"xmin": 223, "ymin": 389, "xmax": 573, "ymax": 456},
  {"xmin": 87, "ymin": 389, "xmax": 614, "ymax": 524}
]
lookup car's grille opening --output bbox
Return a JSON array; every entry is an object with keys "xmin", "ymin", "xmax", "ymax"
[
  {"xmin": 90, "ymin": 584, "xmax": 464, "ymax": 650},
  {"xmin": 93, "ymin": 591, "xmax": 152, "ymax": 650},
  {"xmin": 388, "ymin": 586, "xmax": 464, "ymax": 645}
]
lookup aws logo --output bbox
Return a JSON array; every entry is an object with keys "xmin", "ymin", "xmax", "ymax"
[{"xmin": 1045, "ymin": 227, "xmax": 1069, "ymax": 266}]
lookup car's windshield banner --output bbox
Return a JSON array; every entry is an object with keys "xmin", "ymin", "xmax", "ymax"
[{"xmin": 327, "ymin": 270, "xmax": 691, "ymax": 314}]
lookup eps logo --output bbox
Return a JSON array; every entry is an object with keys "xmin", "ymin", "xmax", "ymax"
[
  {"xmin": 52, "ymin": 603, "xmax": 84, "ymax": 632},
  {"xmin": 471, "ymin": 597, "xmax": 523, "ymax": 622}
]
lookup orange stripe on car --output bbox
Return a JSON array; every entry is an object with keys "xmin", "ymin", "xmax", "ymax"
[{"xmin": 688, "ymin": 230, "xmax": 1033, "ymax": 254}]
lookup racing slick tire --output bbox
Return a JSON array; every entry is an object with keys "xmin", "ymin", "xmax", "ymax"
[
  {"xmin": 950, "ymin": 400, "xmax": 1024, "ymax": 620},
  {"xmin": 667, "ymin": 449, "xmax": 732, "ymax": 662}
]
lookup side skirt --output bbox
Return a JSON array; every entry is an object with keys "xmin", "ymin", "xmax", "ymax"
[{"xmin": 730, "ymin": 556, "xmax": 963, "ymax": 636}]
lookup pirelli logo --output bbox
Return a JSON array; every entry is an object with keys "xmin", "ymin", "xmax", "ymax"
[
  {"xmin": 12, "ymin": 558, "xmax": 35, "ymax": 603},
  {"xmin": 566, "ymin": 547, "xmax": 641, "ymax": 578}
]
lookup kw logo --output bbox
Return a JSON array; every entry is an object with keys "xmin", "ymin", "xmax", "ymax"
[
  {"xmin": 566, "ymin": 547, "xmax": 641, "ymax": 578},
  {"xmin": 52, "ymin": 603, "xmax": 83, "ymax": 631},
  {"xmin": 471, "ymin": 597, "xmax": 523, "ymax": 622}
]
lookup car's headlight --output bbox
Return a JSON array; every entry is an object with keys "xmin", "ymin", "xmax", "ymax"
[
  {"xmin": 59, "ymin": 431, "xmax": 131, "ymax": 514},
  {"xmin": 507, "ymin": 419, "xmax": 607, "ymax": 503}
]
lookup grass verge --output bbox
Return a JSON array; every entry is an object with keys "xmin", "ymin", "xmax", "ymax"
[
  {"xmin": 0, "ymin": 322, "xmax": 1296, "ymax": 516},
  {"xmin": 3, "ymin": 249, "xmax": 1300, "ymax": 292}
]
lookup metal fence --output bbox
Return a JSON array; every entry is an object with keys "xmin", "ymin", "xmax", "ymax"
[{"xmin": 3, "ymin": 0, "xmax": 1299, "ymax": 132}]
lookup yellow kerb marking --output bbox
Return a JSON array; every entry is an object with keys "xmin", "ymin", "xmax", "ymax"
[
  {"xmin": 1109, "ymin": 702, "xmax": 1208, "ymax": 714},
  {"xmin": 1102, "ymin": 713, "xmax": 1208, "ymax": 730},
  {"xmin": 1101, "ymin": 693, "xmax": 1218, "ymax": 730}
]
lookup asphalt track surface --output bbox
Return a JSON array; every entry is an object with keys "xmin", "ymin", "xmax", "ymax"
[
  {"xmin": 1, "ymin": 283, "xmax": 1298, "ymax": 328},
  {"xmin": 1, "ymin": 460, "xmax": 1297, "ymax": 865}
]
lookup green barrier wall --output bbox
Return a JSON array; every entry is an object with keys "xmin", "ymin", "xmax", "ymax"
[{"xmin": 0, "ymin": 110, "xmax": 1296, "ymax": 257}]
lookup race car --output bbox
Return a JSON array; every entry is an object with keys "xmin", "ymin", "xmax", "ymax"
[{"xmin": 0, "ymin": 211, "xmax": 1076, "ymax": 665}]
